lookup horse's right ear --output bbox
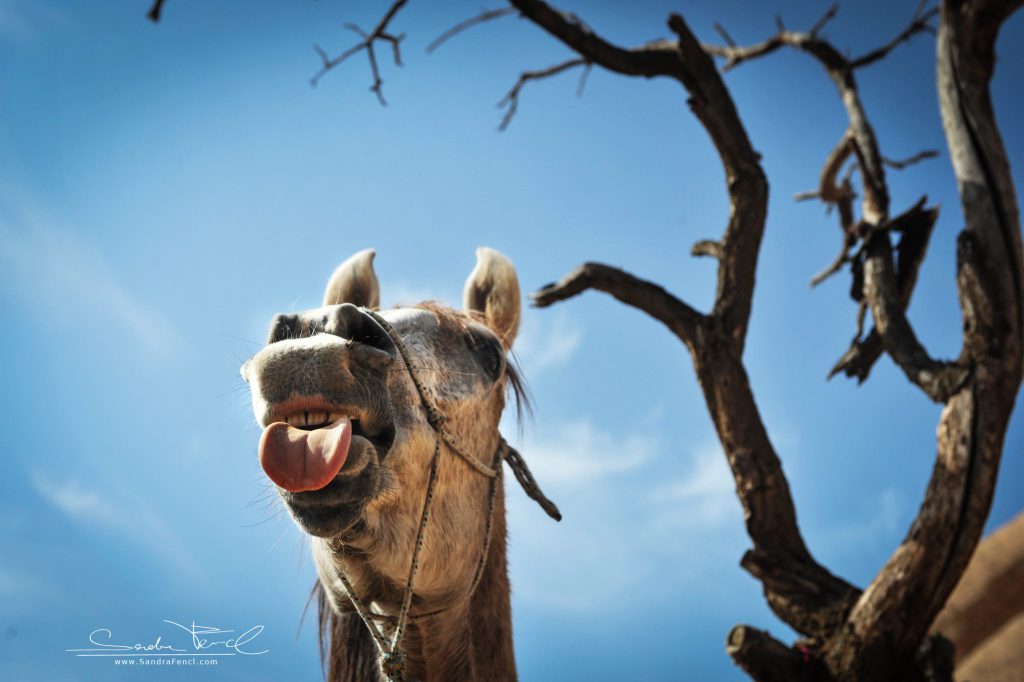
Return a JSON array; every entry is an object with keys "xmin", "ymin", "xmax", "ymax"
[
  {"xmin": 323, "ymin": 249, "xmax": 380, "ymax": 309},
  {"xmin": 463, "ymin": 247, "xmax": 521, "ymax": 348}
]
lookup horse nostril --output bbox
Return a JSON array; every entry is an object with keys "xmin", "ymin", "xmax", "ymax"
[
  {"xmin": 268, "ymin": 313, "xmax": 299, "ymax": 344},
  {"xmin": 325, "ymin": 304, "xmax": 396, "ymax": 359}
]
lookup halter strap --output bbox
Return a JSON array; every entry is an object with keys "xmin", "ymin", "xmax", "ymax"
[{"xmin": 329, "ymin": 309, "xmax": 560, "ymax": 681}]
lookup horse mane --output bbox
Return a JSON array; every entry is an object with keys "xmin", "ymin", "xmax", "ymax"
[{"xmin": 312, "ymin": 581, "xmax": 379, "ymax": 682}]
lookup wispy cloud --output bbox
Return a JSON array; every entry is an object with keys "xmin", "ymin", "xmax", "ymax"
[
  {"xmin": 0, "ymin": 561, "xmax": 51, "ymax": 599},
  {"xmin": 512, "ymin": 418, "xmax": 655, "ymax": 486},
  {"xmin": 648, "ymin": 442, "xmax": 737, "ymax": 530},
  {"xmin": 30, "ymin": 471, "xmax": 203, "ymax": 580},
  {"xmin": 811, "ymin": 487, "xmax": 906, "ymax": 553},
  {"xmin": 514, "ymin": 309, "xmax": 583, "ymax": 375},
  {"xmin": 29, "ymin": 475, "xmax": 122, "ymax": 527},
  {"xmin": 506, "ymin": 420, "xmax": 750, "ymax": 613},
  {"xmin": 0, "ymin": 1, "xmax": 67, "ymax": 42},
  {"xmin": 0, "ymin": 203, "xmax": 180, "ymax": 354}
]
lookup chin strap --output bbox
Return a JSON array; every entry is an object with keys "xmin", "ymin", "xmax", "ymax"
[{"xmin": 327, "ymin": 310, "xmax": 560, "ymax": 681}]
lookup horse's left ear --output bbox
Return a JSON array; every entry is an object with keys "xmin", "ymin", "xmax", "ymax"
[
  {"xmin": 463, "ymin": 247, "xmax": 521, "ymax": 348},
  {"xmin": 323, "ymin": 249, "xmax": 380, "ymax": 309}
]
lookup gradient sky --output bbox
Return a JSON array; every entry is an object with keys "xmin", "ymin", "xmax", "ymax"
[{"xmin": 1, "ymin": 1, "xmax": 1022, "ymax": 680}]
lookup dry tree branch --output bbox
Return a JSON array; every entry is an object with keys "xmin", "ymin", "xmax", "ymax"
[
  {"xmin": 518, "ymin": 0, "xmax": 860, "ymax": 645},
  {"xmin": 851, "ymin": 2, "xmax": 939, "ymax": 68},
  {"xmin": 497, "ymin": 58, "xmax": 588, "ymax": 130},
  {"xmin": 310, "ymin": 0, "xmax": 409, "ymax": 105},
  {"xmin": 426, "ymin": 7, "xmax": 517, "ymax": 54},
  {"xmin": 147, "ymin": 0, "xmax": 166, "ymax": 23},
  {"xmin": 706, "ymin": 0, "xmax": 1022, "ymax": 675},
  {"xmin": 809, "ymin": 232, "xmax": 856, "ymax": 288},
  {"xmin": 706, "ymin": 4, "xmax": 961, "ymax": 400},
  {"xmin": 532, "ymin": 263, "xmax": 701, "ymax": 347},
  {"xmin": 821, "ymin": 3, "xmax": 1024, "ymax": 674},
  {"xmin": 726, "ymin": 626, "xmax": 811, "ymax": 682},
  {"xmin": 883, "ymin": 149, "xmax": 940, "ymax": 169}
]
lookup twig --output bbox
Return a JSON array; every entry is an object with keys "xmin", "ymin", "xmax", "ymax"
[
  {"xmin": 883, "ymin": 149, "xmax": 939, "ymax": 169},
  {"xmin": 576, "ymin": 63, "xmax": 593, "ymax": 96},
  {"xmin": 497, "ymin": 58, "xmax": 587, "ymax": 130},
  {"xmin": 705, "ymin": 3, "xmax": 937, "ymax": 80},
  {"xmin": 427, "ymin": 7, "xmax": 517, "ymax": 54},
  {"xmin": 809, "ymin": 232, "xmax": 855, "ymax": 288},
  {"xmin": 713, "ymin": 22, "xmax": 737, "ymax": 47},
  {"xmin": 310, "ymin": 0, "xmax": 409, "ymax": 105},
  {"xmin": 691, "ymin": 239, "xmax": 723, "ymax": 259},
  {"xmin": 809, "ymin": 3, "xmax": 839, "ymax": 36},
  {"xmin": 851, "ymin": 5, "xmax": 939, "ymax": 68},
  {"xmin": 147, "ymin": 0, "xmax": 166, "ymax": 23}
]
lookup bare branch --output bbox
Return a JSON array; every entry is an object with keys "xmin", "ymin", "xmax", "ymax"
[
  {"xmin": 147, "ymin": 0, "xmax": 166, "ymax": 23},
  {"xmin": 851, "ymin": 5, "xmax": 939, "ymax": 68},
  {"xmin": 310, "ymin": 0, "xmax": 409, "ymax": 105},
  {"xmin": 809, "ymin": 232, "xmax": 855, "ymax": 288},
  {"xmin": 741, "ymin": 548, "xmax": 859, "ymax": 637},
  {"xmin": 497, "ymin": 58, "xmax": 587, "ymax": 130},
  {"xmin": 883, "ymin": 149, "xmax": 939, "ymax": 169},
  {"xmin": 426, "ymin": 7, "xmax": 517, "ymax": 54},
  {"xmin": 816, "ymin": 130, "xmax": 856, "ymax": 205},
  {"xmin": 506, "ymin": 0, "xmax": 682, "ymax": 78},
  {"xmin": 809, "ymin": 3, "xmax": 839, "ymax": 36},
  {"xmin": 691, "ymin": 239, "xmax": 723, "ymax": 259},
  {"xmin": 710, "ymin": 4, "xmax": 952, "ymax": 393},
  {"xmin": 726, "ymin": 625, "xmax": 809, "ymax": 682},
  {"xmin": 531, "ymin": 262, "xmax": 702, "ymax": 347},
  {"xmin": 706, "ymin": 4, "xmax": 937, "ymax": 79},
  {"xmin": 575, "ymin": 63, "xmax": 592, "ymax": 96},
  {"xmin": 821, "ymin": 4, "xmax": 1024, "ymax": 670},
  {"xmin": 520, "ymin": 3, "xmax": 856, "ymax": 640},
  {"xmin": 802, "ymin": 131, "xmax": 860, "ymax": 288},
  {"xmin": 830, "ymin": 200, "xmax": 949, "ymax": 389},
  {"xmin": 862, "ymin": 227, "xmax": 968, "ymax": 402},
  {"xmin": 713, "ymin": 22, "xmax": 737, "ymax": 48},
  {"xmin": 509, "ymin": 0, "xmax": 773, "ymax": 342},
  {"xmin": 703, "ymin": 33, "xmax": 787, "ymax": 72}
]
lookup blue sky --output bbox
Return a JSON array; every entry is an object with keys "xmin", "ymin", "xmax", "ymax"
[{"xmin": 1, "ymin": 1, "xmax": 1022, "ymax": 680}]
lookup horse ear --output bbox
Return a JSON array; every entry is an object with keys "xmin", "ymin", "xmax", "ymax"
[
  {"xmin": 323, "ymin": 249, "xmax": 380, "ymax": 309},
  {"xmin": 463, "ymin": 247, "xmax": 521, "ymax": 348}
]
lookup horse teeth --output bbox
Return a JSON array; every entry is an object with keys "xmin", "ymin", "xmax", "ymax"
[{"xmin": 278, "ymin": 411, "xmax": 348, "ymax": 427}]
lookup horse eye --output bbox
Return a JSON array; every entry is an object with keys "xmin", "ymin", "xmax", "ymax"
[
  {"xmin": 468, "ymin": 333, "xmax": 504, "ymax": 379},
  {"xmin": 484, "ymin": 344, "xmax": 503, "ymax": 376}
]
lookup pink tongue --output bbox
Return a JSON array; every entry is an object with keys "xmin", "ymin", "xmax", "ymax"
[{"xmin": 259, "ymin": 417, "xmax": 352, "ymax": 492}]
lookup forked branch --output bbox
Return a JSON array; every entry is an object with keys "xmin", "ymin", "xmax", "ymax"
[
  {"xmin": 532, "ymin": 263, "xmax": 702, "ymax": 348},
  {"xmin": 498, "ymin": 58, "xmax": 589, "ymax": 130},
  {"xmin": 310, "ymin": 0, "xmax": 409, "ymax": 104},
  {"xmin": 523, "ymin": 0, "xmax": 859, "ymax": 644}
]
